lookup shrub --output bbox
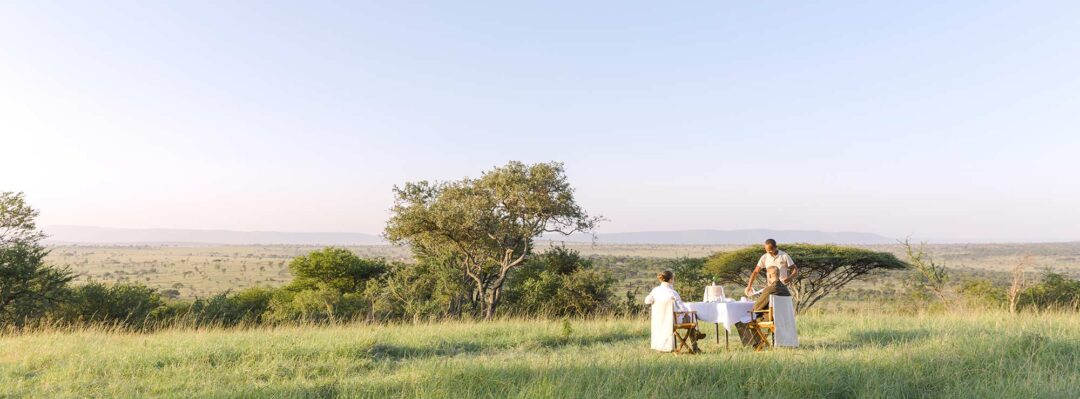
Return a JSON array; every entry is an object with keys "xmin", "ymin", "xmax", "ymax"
[
  {"xmin": 53, "ymin": 282, "xmax": 165, "ymax": 329},
  {"xmin": 1020, "ymin": 272, "xmax": 1080, "ymax": 311},
  {"xmin": 958, "ymin": 279, "xmax": 1006, "ymax": 308},
  {"xmin": 503, "ymin": 247, "xmax": 616, "ymax": 317}
]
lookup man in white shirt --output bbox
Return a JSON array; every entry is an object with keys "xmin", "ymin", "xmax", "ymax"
[{"xmin": 744, "ymin": 238, "xmax": 797, "ymax": 316}]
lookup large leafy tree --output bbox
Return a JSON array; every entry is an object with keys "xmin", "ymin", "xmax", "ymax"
[
  {"xmin": 703, "ymin": 244, "xmax": 907, "ymax": 312},
  {"xmin": 385, "ymin": 161, "xmax": 599, "ymax": 319},
  {"xmin": 0, "ymin": 192, "xmax": 75, "ymax": 326}
]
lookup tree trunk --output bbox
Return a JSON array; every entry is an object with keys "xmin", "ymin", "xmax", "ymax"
[{"xmin": 483, "ymin": 296, "xmax": 498, "ymax": 320}]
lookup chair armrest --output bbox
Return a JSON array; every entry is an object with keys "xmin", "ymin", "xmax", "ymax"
[{"xmin": 674, "ymin": 310, "xmax": 698, "ymax": 323}]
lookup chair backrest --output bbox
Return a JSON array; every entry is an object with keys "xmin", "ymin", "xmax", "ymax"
[
  {"xmin": 651, "ymin": 299, "xmax": 677, "ymax": 331},
  {"xmin": 649, "ymin": 299, "xmax": 677, "ymax": 351},
  {"xmin": 769, "ymin": 295, "xmax": 799, "ymax": 347}
]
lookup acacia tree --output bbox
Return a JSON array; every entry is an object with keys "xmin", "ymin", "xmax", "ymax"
[
  {"xmin": 703, "ymin": 244, "xmax": 906, "ymax": 313},
  {"xmin": 0, "ymin": 192, "xmax": 75, "ymax": 326},
  {"xmin": 286, "ymin": 247, "xmax": 388, "ymax": 292},
  {"xmin": 384, "ymin": 161, "xmax": 599, "ymax": 319}
]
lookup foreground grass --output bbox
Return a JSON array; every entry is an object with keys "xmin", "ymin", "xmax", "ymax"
[{"xmin": 1, "ymin": 311, "xmax": 1078, "ymax": 398}]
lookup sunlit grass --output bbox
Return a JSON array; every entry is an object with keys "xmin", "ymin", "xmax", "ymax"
[{"xmin": 2, "ymin": 311, "xmax": 1078, "ymax": 398}]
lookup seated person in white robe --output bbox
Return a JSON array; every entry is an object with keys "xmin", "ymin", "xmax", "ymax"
[{"xmin": 644, "ymin": 270, "xmax": 704, "ymax": 352}]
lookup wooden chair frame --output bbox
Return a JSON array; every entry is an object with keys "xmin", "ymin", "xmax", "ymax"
[
  {"xmin": 672, "ymin": 310, "xmax": 700, "ymax": 354},
  {"xmin": 752, "ymin": 307, "xmax": 776, "ymax": 350}
]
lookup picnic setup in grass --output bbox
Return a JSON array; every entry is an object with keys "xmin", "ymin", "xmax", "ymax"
[{"xmin": 645, "ymin": 239, "xmax": 800, "ymax": 353}]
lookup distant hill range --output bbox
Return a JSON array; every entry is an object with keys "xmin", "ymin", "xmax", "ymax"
[
  {"xmin": 43, "ymin": 225, "xmax": 385, "ymax": 245},
  {"xmin": 549, "ymin": 229, "xmax": 896, "ymax": 245},
  {"xmin": 44, "ymin": 225, "xmax": 894, "ymax": 246}
]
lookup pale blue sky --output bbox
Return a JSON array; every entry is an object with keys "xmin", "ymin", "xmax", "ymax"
[{"xmin": 1, "ymin": 1, "xmax": 1078, "ymax": 242}]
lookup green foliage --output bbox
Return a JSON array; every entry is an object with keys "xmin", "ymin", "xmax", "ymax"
[
  {"xmin": 703, "ymin": 244, "xmax": 907, "ymax": 312},
  {"xmin": 902, "ymin": 239, "xmax": 952, "ymax": 304},
  {"xmin": 0, "ymin": 192, "xmax": 75, "ymax": 327},
  {"xmin": 668, "ymin": 257, "xmax": 709, "ymax": 300},
  {"xmin": 265, "ymin": 284, "xmax": 370, "ymax": 323},
  {"xmin": 183, "ymin": 287, "xmax": 277, "ymax": 326},
  {"xmin": 1020, "ymin": 272, "xmax": 1080, "ymax": 311},
  {"xmin": 503, "ymin": 247, "xmax": 616, "ymax": 317},
  {"xmin": 375, "ymin": 258, "xmax": 465, "ymax": 321},
  {"xmin": 287, "ymin": 247, "xmax": 387, "ymax": 292},
  {"xmin": 959, "ymin": 279, "xmax": 1007, "ymax": 308},
  {"xmin": 52, "ymin": 282, "xmax": 164, "ymax": 328},
  {"xmin": 385, "ymin": 161, "xmax": 600, "ymax": 319}
]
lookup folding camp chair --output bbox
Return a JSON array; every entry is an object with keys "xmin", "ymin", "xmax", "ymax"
[
  {"xmin": 749, "ymin": 295, "xmax": 798, "ymax": 350},
  {"xmin": 673, "ymin": 310, "xmax": 701, "ymax": 354}
]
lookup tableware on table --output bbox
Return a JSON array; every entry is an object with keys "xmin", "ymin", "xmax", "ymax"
[{"xmin": 703, "ymin": 284, "xmax": 725, "ymax": 302}]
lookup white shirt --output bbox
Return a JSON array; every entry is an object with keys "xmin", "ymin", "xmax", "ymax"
[
  {"xmin": 644, "ymin": 282, "xmax": 687, "ymax": 311},
  {"xmin": 757, "ymin": 250, "xmax": 796, "ymax": 280}
]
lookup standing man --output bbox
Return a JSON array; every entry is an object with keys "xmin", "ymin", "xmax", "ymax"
[{"xmin": 744, "ymin": 238, "xmax": 797, "ymax": 317}]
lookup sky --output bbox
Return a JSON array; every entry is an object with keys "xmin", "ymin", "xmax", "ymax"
[{"xmin": 1, "ymin": 1, "xmax": 1078, "ymax": 243}]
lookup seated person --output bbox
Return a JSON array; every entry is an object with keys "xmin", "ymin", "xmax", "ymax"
[
  {"xmin": 644, "ymin": 270, "xmax": 705, "ymax": 352},
  {"xmin": 752, "ymin": 266, "xmax": 791, "ymax": 320},
  {"xmin": 736, "ymin": 267, "xmax": 791, "ymax": 348}
]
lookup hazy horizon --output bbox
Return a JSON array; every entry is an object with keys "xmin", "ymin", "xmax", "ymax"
[{"xmin": 4, "ymin": 1, "xmax": 1079, "ymax": 243}]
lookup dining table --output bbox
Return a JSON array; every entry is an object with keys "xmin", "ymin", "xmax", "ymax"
[{"xmin": 685, "ymin": 300, "xmax": 757, "ymax": 348}]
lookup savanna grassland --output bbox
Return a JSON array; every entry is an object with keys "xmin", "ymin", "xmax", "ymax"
[
  {"xmin": 2, "ymin": 311, "xmax": 1077, "ymax": 398},
  {"xmin": 46, "ymin": 242, "xmax": 1080, "ymax": 300}
]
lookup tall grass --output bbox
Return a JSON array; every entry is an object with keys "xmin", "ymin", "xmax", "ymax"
[{"xmin": 2, "ymin": 310, "xmax": 1078, "ymax": 398}]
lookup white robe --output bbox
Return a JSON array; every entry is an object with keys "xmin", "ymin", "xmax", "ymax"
[{"xmin": 644, "ymin": 282, "xmax": 687, "ymax": 352}]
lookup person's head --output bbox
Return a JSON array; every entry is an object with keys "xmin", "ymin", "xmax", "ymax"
[
  {"xmin": 766, "ymin": 267, "xmax": 780, "ymax": 284},
  {"xmin": 764, "ymin": 238, "xmax": 778, "ymax": 254},
  {"xmin": 657, "ymin": 270, "xmax": 674, "ymax": 284}
]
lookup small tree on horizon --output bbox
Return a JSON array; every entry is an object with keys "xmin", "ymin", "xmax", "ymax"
[{"xmin": 901, "ymin": 238, "xmax": 952, "ymax": 305}]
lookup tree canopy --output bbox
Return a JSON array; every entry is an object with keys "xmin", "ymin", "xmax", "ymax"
[
  {"xmin": 286, "ymin": 247, "xmax": 388, "ymax": 292},
  {"xmin": 0, "ymin": 192, "xmax": 75, "ymax": 327},
  {"xmin": 384, "ymin": 161, "xmax": 599, "ymax": 319},
  {"xmin": 703, "ymin": 244, "xmax": 907, "ymax": 312}
]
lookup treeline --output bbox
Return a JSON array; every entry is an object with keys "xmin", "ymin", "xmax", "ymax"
[
  {"xmin": 17, "ymin": 246, "xmax": 633, "ymax": 330},
  {"xmin": 6, "ymin": 154, "xmax": 1080, "ymax": 332}
]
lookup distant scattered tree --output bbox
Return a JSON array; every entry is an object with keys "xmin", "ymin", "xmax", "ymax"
[
  {"xmin": 902, "ymin": 238, "xmax": 952, "ymax": 304},
  {"xmin": 1008, "ymin": 255, "xmax": 1030, "ymax": 314},
  {"xmin": 0, "ymin": 192, "xmax": 75, "ymax": 327},
  {"xmin": 703, "ymin": 244, "xmax": 907, "ymax": 312},
  {"xmin": 385, "ymin": 161, "xmax": 600, "ymax": 319}
]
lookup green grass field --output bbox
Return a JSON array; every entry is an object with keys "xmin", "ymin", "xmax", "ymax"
[{"xmin": 2, "ymin": 310, "xmax": 1077, "ymax": 398}]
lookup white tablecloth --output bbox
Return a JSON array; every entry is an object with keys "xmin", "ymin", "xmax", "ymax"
[{"xmin": 686, "ymin": 301, "xmax": 756, "ymax": 332}]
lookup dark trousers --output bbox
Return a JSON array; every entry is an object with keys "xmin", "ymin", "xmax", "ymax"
[
  {"xmin": 753, "ymin": 281, "xmax": 791, "ymax": 316},
  {"xmin": 736, "ymin": 282, "xmax": 792, "ymax": 347}
]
